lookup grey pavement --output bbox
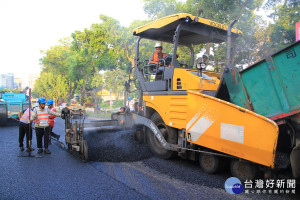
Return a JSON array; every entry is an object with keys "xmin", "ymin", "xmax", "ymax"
[
  {"xmin": 0, "ymin": 118, "xmax": 299, "ymax": 200},
  {"xmin": 0, "ymin": 120, "xmax": 147, "ymax": 200}
]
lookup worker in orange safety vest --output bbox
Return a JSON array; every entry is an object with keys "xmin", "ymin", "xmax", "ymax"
[
  {"xmin": 149, "ymin": 42, "xmax": 166, "ymax": 64},
  {"xmin": 30, "ymin": 97, "xmax": 61, "ymax": 154},
  {"xmin": 47, "ymin": 99, "xmax": 60, "ymax": 144},
  {"xmin": 18, "ymin": 106, "xmax": 35, "ymax": 152}
]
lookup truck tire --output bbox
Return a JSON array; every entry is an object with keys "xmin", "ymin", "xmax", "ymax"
[
  {"xmin": 0, "ymin": 104, "xmax": 8, "ymax": 127},
  {"xmin": 199, "ymin": 153, "xmax": 224, "ymax": 174},
  {"xmin": 147, "ymin": 112, "xmax": 177, "ymax": 159},
  {"xmin": 290, "ymin": 144, "xmax": 300, "ymax": 179},
  {"xmin": 230, "ymin": 160, "xmax": 257, "ymax": 182}
]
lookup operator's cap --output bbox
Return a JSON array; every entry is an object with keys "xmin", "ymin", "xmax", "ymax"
[{"xmin": 203, "ymin": 53, "xmax": 209, "ymax": 58}]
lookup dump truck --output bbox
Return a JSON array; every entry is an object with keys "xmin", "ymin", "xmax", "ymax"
[
  {"xmin": 0, "ymin": 92, "xmax": 29, "ymax": 126},
  {"xmin": 61, "ymin": 13, "xmax": 300, "ymax": 181}
]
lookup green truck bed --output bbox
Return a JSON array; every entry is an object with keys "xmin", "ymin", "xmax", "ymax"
[{"xmin": 224, "ymin": 40, "xmax": 300, "ymax": 121}]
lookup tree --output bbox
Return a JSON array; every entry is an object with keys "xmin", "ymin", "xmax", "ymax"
[
  {"xmin": 103, "ymin": 69, "xmax": 128, "ymax": 99},
  {"xmin": 34, "ymin": 72, "xmax": 68, "ymax": 102},
  {"xmin": 264, "ymin": 0, "xmax": 300, "ymax": 51},
  {"xmin": 85, "ymin": 72, "xmax": 104, "ymax": 110},
  {"xmin": 68, "ymin": 19, "xmax": 119, "ymax": 105},
  {"xmin": 142, "ymin": 0, "xmax": 275, "ymax": 67},
  {"xmin": 39, "ymin": 39, "xmax": 77, "ymax": 102}
]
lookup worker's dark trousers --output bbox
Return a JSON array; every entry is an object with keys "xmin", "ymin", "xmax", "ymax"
[
  {"xmin": 35, "ymin": 126, "xmax": 50, "ymax": 149},
  {"xmin": 19, "ymin": 122, "xmax": 32, "ymax": 148}
]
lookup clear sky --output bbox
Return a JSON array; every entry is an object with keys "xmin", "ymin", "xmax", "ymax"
[{"xmin": 0, "ymin": 0, "xmax": 147, "ymax": 80}]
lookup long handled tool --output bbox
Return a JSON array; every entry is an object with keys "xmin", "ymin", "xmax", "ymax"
[{"xmin": 51, "ymin": 136, "xmax": 65, "ymax": 148}]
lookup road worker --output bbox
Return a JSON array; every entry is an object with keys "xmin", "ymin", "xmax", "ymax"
[
  {"xmin": 30, "ymin": 97, "xmax": 61, "ymax": 154},
  {"xmin": 18, "ymin": 106, "xmax": 35, "ymax": 152},
  {"xmin": 196, "ymin": 53, "xmax": 209, "ymax": 66},
  {"xmin": 21, "ymin": 86, "xmax": 29, "ymax": 95},
  {"xmin": 149, "ymin": 42, "xmax": 167, "ymax": 64},
  {"xmin": 47, "ymin": 99, "xmax": 60, "ymax": 144},
  {"xmin": 21, "ymin": 86, "xmax": 29, "ymax": 101}
]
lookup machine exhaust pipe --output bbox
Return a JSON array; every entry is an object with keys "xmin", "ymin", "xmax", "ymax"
[{"xmin": 226, "ymin": 20, "xmax": 238, "ymax": 70}]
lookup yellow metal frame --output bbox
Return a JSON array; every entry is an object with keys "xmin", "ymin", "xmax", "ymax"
[
  {"xmin": 134, "ymin": 13, "xmax": 242, "ymax": 36},
  {"xmin": 172, "ymin": 69, "xmax": 220, "ymax": 91}
]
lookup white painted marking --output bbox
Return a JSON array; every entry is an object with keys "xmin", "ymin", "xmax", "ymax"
[
  {"xmin": 188, "ymin": 116, "xmax": 214, "ymax": 142},
  {"xmin": 186, "ymin": 112, "xmax": 201, "ymax": 130},
  {"xmin": 169, "ymin": 122, "xmax": 172, "ymax": 126},
  {"xmin": 151, "ymin": 96, "xmax": 154, "ymax": 100},
  {"xmin": 221, "ymin": 123, "xmax": 244, "ymax": 144}
]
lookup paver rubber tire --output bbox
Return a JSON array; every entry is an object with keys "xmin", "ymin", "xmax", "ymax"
[
  {"xmin": 147, "ymin": 112, "xmax": 177, "ymax": 159},
  {"xmin": 83, "ymin": 140, "xmax": 88, "ymax": 161},
  {"xmin": 199, "ymin": 153, "xmax": 223, "ymax": 174},
  {"xmin": 230, "ymin": 160, "xmax": 257, "ymax": 182}
]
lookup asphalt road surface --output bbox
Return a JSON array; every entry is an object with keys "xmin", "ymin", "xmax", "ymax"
[{"xmin": 0, "ymin": 117, "xmax": 299, "ymax": 200}]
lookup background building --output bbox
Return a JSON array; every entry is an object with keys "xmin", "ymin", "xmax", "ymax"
[
  {"xmin": 14, "ymin": 77, "xmax": 22, "ymax": 89},
  {"xmin": 28, "ymin": 73, "xmax": 39, "ymax": 89},
  {"xmin": 6, "ymin": 73, "xmax": 14, "ymax": 88},
  {"xmin": 0, "ymin": 73, "xmax": 14, "ymax": 89},
  {"xmin": 0, "ymin": 74, "xmax": 6, "ymax": 89}
]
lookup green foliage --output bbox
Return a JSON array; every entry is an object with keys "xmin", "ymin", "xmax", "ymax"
[
  {"xmin": 113, "ymin": 100, "xmax": 124, "ymax": 108},
  {"xmin": 33, "ymin": 72, "xmax": 68, "ymax": 102},
  {"xmin": 99, "ymin": 99, "xmax": 124, "ymax": 109},
  {"xmin": 143, "ymin": 0, "xmax": 297, "ymax": 66},
  {"xmin": 266, "ymin": 0, "xmax": 300, "ymax": 50},
  {"xmin": 99, "ymin": 101, "xmax": 110, "ymax": 108},
  {"xmin": 103, "ymin": 69, "xmax": 127, "ymax": 97}
]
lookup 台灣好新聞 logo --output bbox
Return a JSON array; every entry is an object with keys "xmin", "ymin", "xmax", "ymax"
[{"xmin": 225, "ymin": 177, "xmax": 243, "ymax": 194}]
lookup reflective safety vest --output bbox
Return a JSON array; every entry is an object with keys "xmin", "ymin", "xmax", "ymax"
[
  {"xmin": 48, "ymin": 107, "xmax": 56, "ymax": 127},
  {"xmin": 153, "ymin": 52, "xmax": 166, "ymax": 62},
  {"xmin": 20, "ymin": 108, "xmax": 32, "ymax": 124},
  {"xmin": 34, "ymin": 109, "xmax": 49, "ymax": 127}
]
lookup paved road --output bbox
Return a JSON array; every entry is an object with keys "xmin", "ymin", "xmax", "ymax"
[{"xmin": 0, "ymin": 117, "xmax": 298, "ymax": 200}]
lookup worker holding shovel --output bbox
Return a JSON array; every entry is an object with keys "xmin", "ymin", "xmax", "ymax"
[{"xmin": 18, "ymin": 106, "xmax": 35, "ymax": 152}]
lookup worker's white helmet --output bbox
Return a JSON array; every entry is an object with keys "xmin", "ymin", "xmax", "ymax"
[{"xmin": 155, "ymin": 42, "xmax": 162, "ymax": 48}]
